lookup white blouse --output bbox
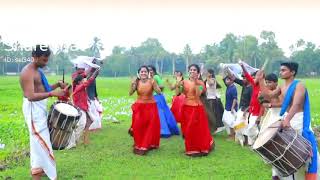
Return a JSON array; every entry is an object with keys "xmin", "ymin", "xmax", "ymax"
[{"xmin": 206, "ymin": 78, "xmax": 218, "ymax": 99}]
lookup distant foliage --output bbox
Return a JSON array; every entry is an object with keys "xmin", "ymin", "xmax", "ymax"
[{"xmin": 0, "ymin": 32, "xmax": 319, "ymax": 77}]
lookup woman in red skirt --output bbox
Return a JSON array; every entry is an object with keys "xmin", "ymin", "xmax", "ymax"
[
  {"xmin": 176, "ymin": 64, "xmax": 214, "ymax": 157},
  {"xmin": 129, "ymin": 65, "xmax": 162, "ymax": 155},
  {"xmin": 166, "ymin": 71, "xmax": 185, "ymax": 123}
]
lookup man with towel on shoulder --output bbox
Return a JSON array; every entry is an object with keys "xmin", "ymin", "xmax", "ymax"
[
  {"xmin": 20, "ymin": 45, "xmax": 67, "ymax": 180},
  {"xmin": 258, "ymin": 61, "xmax": 319, "ymax": 180}
]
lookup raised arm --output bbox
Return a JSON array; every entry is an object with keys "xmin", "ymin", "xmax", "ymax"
[
  {"xmin": 260, "ymin": 85, "xmax": 282, "ymax": 99},
  {"xmin": 165, "ymin": 79, "xmax": 176, "ymax": 91},
  {"xmin": 129, "ymin": 79, "xmax": 138, "ymax": 96},
  {"xmin": 206, "ymin": 78, "xmax": 215, "ymax": 86},
  {"xmin": 256, "ymin": 70, "xmax": 281, "ymax": 99},
  {"xmin": 229, "ymin": 73, "xmax": 244, "ymax": 86},
  {"xmin": 175, "ymin": 80, "xmax": 184, "ymax": 96}
]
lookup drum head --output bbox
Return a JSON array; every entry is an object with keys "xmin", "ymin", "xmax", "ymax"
[
  {"xmin": 54, "ymin": 103, "xmax": 79, "ymax": 116},
  {"xmin": 253, "ymin": 121, "xmax": 281, "ymax": 149}
]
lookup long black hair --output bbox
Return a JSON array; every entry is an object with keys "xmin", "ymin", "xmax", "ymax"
[
  {"xmin": 188, "ymin": 64, "xmax": 202, "ymax": 81},
  {"xmin": 138, "ymin": 65, "xmax": 149, "ymax": 76},
  {"xmin": 205, "ymin": 69, "xmax": 222, "ymax": 89},
  {"xmin": 188, "ymin": 64, "xmax": 200, "ymax": 73},
  {"xmin": 147, "ymin": 65, "xmax": 158, "ymax": 75},
  {"xmin": 175, "ymin": 70, "xmax": 184, "ymax": 81}
]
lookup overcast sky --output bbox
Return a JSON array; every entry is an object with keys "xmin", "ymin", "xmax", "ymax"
[{"xmin": 0, "ymin": 0, "xmax": 319, "ymax": 57}]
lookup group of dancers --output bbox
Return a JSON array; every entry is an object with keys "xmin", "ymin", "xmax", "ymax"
[
  {"xmin": 127, "ymin": 61, "xmax": 320, "ymax": 179},
  {"xmin": 20, "ymin": 45, "xmax": 320, "ymax": 180},
  {"xmin": 128, "ymin": 64, "xmax": 215, "ymax": 156}
]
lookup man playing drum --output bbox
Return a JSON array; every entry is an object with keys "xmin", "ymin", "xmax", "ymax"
[
  {"xmin": 20, "ymin": 45, "xmax": 67, "ymax": 180},
  {"xmin": 258, "ymin": 62, "xmax": 319, "ymax": 180}
]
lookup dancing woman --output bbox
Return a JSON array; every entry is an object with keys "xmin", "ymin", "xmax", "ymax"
[
  {"xmin": 203, "ymin": 69, "xmax": 224, "ymax": 134},
  {"xmin": 166, "ymin": 71, "xmax": 185, "ymax": 123},
  {"xmin": 148, "ymin": 65, "xmax": 180, "ymax": 138},
  {"xmin": 176, "ymin": 64, "xmax": 214, "ymax": 157},
  {"xmin": 129, "ymin": 66, "xmax": 162, "ymax": 155}
]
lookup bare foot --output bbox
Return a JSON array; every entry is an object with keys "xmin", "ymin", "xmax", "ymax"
[{"xmin": 133, "ymin": 149, "xmax": 147, "ymax": 155}]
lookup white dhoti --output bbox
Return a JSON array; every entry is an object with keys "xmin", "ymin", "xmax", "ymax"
[
  {"xmin": 222, "ymin": 110, "xmax": 236, "ymax": 135},
  {"xmin": 88, "ymin": 98, "xmax": 103, "ymax": 131},
  {"xmin": 66, "ymin": 110, "xmax": 86, "ymax": 149},
  {"xmin": 244, "ymin": 115, "xmax": 259, "ymax": 145},
  {"xmin": 259, "ymin": 108, "xmax": 281, "ymax": 134},
  {"xmin": 234, "ymin": 110, "xmax": 248, "ymax": 146},
  {"xmin": 272, "ymin": 112, "xmax": 320, "ymax": 180},
  {"xmin": 22, "ymin": 98, "xmax": 57, "ymax": 179}
]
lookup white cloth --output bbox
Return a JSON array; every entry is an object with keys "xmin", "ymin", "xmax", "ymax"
[
  {"xmin": 222, "ymin": 110, "xmax": 236, "ymax": 134},
  {"xmin": 234, "ymin": 110, "xmax": 248, "ymax": 146},
  {"xmin": 206, "ymin": 80, "xmax": 218, "ymax": 99},
  {"xmin": 88, "ymin": 99, "xmax": 103, "ymax": 130},
  {"xmin": 66, "ymin": 110, "xmax": 86, "ymax": 149},
  {"xmin": 220, "ymin": 62, "xmax": 259, "ymax": 79},
  {"xmin": 244, "ymin": 115, "xmax": 259, "ymax": 145},
  {"xmin": 259, "ymin": 108, "xmax": 281, "ymax": 134},
  {"xmin": 22, "ymin": 98, "xmax": 57, "ymax": 179},
  {"xmin": 71, "ymin": 56, "xmax": 100, "ymax": 70},
  {"xmin": 272, "ymin": 112, "xmax": 320, "ymax": 179}
]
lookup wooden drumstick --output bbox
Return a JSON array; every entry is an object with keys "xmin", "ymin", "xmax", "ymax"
[
  {"xmin": 62, "ymin": 69, "xmax": 65, "ymax": 83},
  {"xmin": 261, "ymin": 58, "xmax": 269, "ymax": 71}
]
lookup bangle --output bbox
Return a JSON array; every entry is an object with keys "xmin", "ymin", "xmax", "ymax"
[{"xmin": 48, "ymin": 92, "xmax": 53, "ymax": 97}]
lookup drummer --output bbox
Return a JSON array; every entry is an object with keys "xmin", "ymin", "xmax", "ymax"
[
  {"xmin": 20, "ymin": 45, "xmax": 66, "ymax": 180},
  {"xmin": 257, "ymin": 62, "xmax": 319, "ymax": 179}
]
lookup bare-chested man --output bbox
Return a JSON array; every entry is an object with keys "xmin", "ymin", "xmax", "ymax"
[
  {"xmin": 257, "ymin": 62, "xmax": 319, "ymax": 180},
  {"xmin": 259, "ymin": 73, "xmax": 281, "ymax": 133},
  {"xmin": 20, "ymin": 45, "xmax": 66, "ymax": 180}
]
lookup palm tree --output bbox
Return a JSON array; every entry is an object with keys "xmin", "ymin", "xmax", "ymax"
[
  {"xmin": 183, "ymin": 44, "xmax": 192, "ymax": 73},
  {"xmin": 89, "ymin": 37, "xmax": 104, "ymax": 58}
]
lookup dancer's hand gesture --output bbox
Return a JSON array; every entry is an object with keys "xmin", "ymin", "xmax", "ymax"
[{"xmin": 131, "ymin": 78, "xmax": 137, "ymax": 90}]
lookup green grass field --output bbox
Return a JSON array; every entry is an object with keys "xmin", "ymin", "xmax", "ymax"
[{"xmin": 0, "ymin": 75, "xmax": 319, "ymax": 179}]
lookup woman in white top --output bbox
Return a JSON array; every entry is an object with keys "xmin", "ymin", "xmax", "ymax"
[{"xmin": 203, "ymin": 69, "xmax": 224, "ymax": 134}]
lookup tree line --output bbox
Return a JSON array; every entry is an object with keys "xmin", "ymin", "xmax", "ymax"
[{"xmin": 0, "ymin": 31, "xmax": 319, "ymax": 77}]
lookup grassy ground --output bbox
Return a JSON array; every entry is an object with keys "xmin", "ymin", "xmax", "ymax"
[{"xmin": 0, "ymin": 75, "xmax": 319, "ymax": 179}]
